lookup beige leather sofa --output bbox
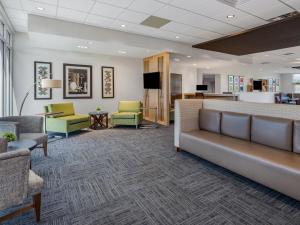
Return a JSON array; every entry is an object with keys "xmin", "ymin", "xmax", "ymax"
[{"xmin": 175, "ymin": 99, "xmax": 300, "ymax": 201}]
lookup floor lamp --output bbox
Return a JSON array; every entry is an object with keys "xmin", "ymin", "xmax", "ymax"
[{"xmin": 19, "ymin": 79, "xmax": 62, "ymax": 116}]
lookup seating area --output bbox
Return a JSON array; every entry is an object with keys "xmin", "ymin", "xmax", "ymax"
[{"xmin": 1, "ymin": 0, "xmax": 300, "ymax": 224}]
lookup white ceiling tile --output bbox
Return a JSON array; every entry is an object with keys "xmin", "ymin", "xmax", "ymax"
[
  {"xmin": 5, "ymin": 8, "xmax": 28, "ymax": 20},
  {"xmin": 162, "ymin": 22, "xmax": 221, "ymax": 39},
  {"xmin": 58, "ymin": 0, "xmax": 95, "ymax": 12},
  {"xmin": 21, "ymin": 0, "xmax": 57, "ymax": 16},
  {"xmin": 10, "ymin": 17, "xmax": 27, "ymax": 26},
  {"xmin": 85, "ymin": 14, "xmax": 114, "ymax": 27},
  {"xmin": 29, "ymin": 0, "xmax": 58, "ymax": 5},
  {"xmin": 281, "ymin": 0, "xmax": 300, "ymax": 11},
  {"xmin": 1, "ymin": 0, "xmax": 23, "ymax": 9},
  {"xmin": 57, "ymin": 7, "xmax": 87, "ymax": 22},
  {"xmin": 117, "ymin": 10, "xmax": 148, "ymax": 24},
  {"xmin": 94, "ymin": 0, "xmax": 134, "ymax": 8},
  {"xmin": 129, "ymin": 0, "xmax": 165, "ymax": 14},
  {"xmin": 154, "ymin": 5, "xmax": 189, "ymax": 21},
  {"xmin": 237, "ymin": 0, "xmax": 293, "ymax": 20},
  {"xmin": 91, "ymin": 2, "xmax": 124, "ymax": 18}
]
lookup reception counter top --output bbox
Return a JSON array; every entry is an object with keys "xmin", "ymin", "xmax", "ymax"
[{"xmin": 239, "ymin": 92, "xmax": 276, "ymax": 103}]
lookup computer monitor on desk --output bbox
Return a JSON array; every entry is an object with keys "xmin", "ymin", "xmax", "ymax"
[{"xmin": 196, "ymin": 85, "xmax": 208, "ymax": 92}]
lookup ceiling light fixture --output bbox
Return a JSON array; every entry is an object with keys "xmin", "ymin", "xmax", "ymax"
[
  {"xmin": 187, "ymin": 55, "xmax": 192, "ymax": 58},
  {"xmin": 175, "ymin": 36, "xmax": 180, "ymax": 39},
  {"xmin": 77, "ymin": 45, "xmax": 88, "ymax": 49},
  {"xmin": 36, "ymin": 7, "xmax": 44, "ymax": 11},
  {"xmin": 174, "ymin": 58, "xmax": 180, "ymax": 62},
  {"xmin": 227, "ymin": 14, "xmax": 235, "ymax": 19},
  {"xmin": 193, "ymin": 64, "xmax": 197, "ymax": 66},
  {"xmin": 121, "ymin": 24, "xmax": 126, "ymax": 28},
  {"xmin": 87, "ymin": 41, "xmax": 93, "ymax": 45},
  {"xmin": 118, "ymin": 50, "xmax": 127, "ymax": 54}
]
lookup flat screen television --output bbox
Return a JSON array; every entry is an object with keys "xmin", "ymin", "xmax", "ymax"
[
  {"xmin": 196, "ymin": 85, "xmax": 208, "ymax": 91},
  {"xmin": 143, "ymin": 72, "xmax": 160, "ymax": 89},
  {"xmin": 253, "ymin": 80, "xmax": 262, "ymax": 91}
]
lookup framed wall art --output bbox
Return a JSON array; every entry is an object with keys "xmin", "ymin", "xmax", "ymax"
[
  {"xmin": 63, "ymin": 63, "xmax": 92, "ymax": 99},
  {"xmin": 34, "ymin": 61, "xmax": 52, "ymax": 100},
  {"xmin": 102, "ymin": 66, "xmax": 114, "ymax": 98}
]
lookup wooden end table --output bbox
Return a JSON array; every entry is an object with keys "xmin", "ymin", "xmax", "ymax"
[{"xmin": 89, "ymin": 111, "xmax": 108, "ymax": 129}]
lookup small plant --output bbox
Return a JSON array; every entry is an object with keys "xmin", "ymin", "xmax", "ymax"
[
  {"xmin": 96, "ymin": 106, "xmax": 101, "ymax": 111},
  {"xmin": 2, "ymin": 133, "xmax": 17, "ymax": 142}
]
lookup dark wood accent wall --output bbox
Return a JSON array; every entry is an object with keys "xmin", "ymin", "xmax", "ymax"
[{"xmin": 193, "ymin": 14, "xmax": 300, "ymax": 55}]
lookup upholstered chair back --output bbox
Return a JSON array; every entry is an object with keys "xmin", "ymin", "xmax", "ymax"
[
  {"xmin": 0, "ymin": 116, "xmax": 43, "ymax": 134},
  {"xmin": 0, "ymin": 149, "xmax": 30, "ymax": 210},
  {"xmin": 0, "ymin": 138, "xmax": 7, "ymax": 153}
]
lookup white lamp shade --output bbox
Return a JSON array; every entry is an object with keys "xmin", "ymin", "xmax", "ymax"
[{"xmin": 41, "ymin": 79, "xmax": 62, "ymax": 88}]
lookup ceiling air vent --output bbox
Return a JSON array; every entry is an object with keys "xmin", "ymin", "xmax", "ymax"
[
  {"xmin": 261, "ymin": 62, "xmax": 270, "ymax": 64},
  {"xmin": 268, "ymin": 11, "xmax": 299, "ymax": 22},
  {"xmin": 216, "ymin": 0, "xmax": 251, "ymax": 7},
  {"xmin": 141, "ymin": 16, "xmax": 171, "ymax": 28},
  {"xmin": 283, "ymin": 52, "xmax": 295, "ymax": 56}
]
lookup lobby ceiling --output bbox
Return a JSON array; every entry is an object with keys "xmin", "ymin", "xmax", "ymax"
[{"xmin": 1, "ymin": 0, "xmax": 299, "ymax": 45}]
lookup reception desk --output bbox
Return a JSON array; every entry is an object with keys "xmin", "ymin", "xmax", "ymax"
[{"xmin": 184, "ymin": 93, "xmax": 238, "ymax": 101}]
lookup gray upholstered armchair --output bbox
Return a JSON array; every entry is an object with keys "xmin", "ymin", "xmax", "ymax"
[
  {"xmin": 0, "ymin": 149, "xmax": 43, "ymax": 223},
  {"xmin": 0, "ymin": 116, "xmax": 48, "ymax": 156}
]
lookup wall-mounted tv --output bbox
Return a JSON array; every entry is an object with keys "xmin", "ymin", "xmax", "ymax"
[
  {"xmin": 253, "ymin": 80, "xmax": 262, "ymax": 91},
  {"xmin": 196, "ymin": 85, "xmax": 208, "ymax": 91},
  {"xmin": 143, "ymin": 72, "xmax": 160, "ymax": 89}
]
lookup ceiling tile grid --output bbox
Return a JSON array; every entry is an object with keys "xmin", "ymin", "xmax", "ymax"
[{"xmin": 0, "ymin": 0, "xmax": 298, "ymax": 45}]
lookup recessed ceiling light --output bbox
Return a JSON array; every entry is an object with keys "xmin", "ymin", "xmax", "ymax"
[
  {"xmin": 36, "ymin": 7, "xmax": 44, "ymax": 11},
  {"xmin": 175, "ymin": 36, "xmax": 180, "ymax": 39},
  {"xmin": 77, "ymin": 45, "xmax": 88, "ymax": 49},
  {"xmin": 227, "ymin": 14, "xmax": 235, "ymax": 19},
  {"xmin": 87, "ymin": 41, "xmax": 93, "ymax": 45},
  {"xmin": 264, "ymin": 54, "xmax": 269, "ymax": 57},
  {"xmin": 187, "ymin": 55, "xmax": 192, "ymax": 58},
  {"xmin": 173, "ymin": 58, "xmax": 180, "ymax": 62},
  {"xmin": 118, "ymin": 50, "xmax": 127, "ymax": 54},
  {"xmin": 121, "ymin": 24, "xmax": 126, "ymax": 28},
  {"xmin": 193, "ymin": 64, "xmax": 197, "ymax": 66}
]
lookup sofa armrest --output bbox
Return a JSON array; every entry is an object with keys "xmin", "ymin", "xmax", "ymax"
[
  {"xmin": 174, "ymin": 99, "xmax": 203, "ymax": 147},
  {"xmin": 0, "ymin": 121, "xmax": 20, "ymax": 139}
]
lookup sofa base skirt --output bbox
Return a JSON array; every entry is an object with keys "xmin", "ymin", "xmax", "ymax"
[{"xmin": 179, "ymin": 132, "xmax": 300, "ymax": 202}]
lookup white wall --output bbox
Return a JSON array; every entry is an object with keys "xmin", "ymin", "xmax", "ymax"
[
  {"xmin": 170, "ymin": 63, "xmax": 197, "ymax": 93},
  {"xmin": 13, "ymin": 40, "xmax": 143, "ymax": 115},
  {"xmin": 280, "ymin": 74, "xmax": 295, "ymax": 93}
]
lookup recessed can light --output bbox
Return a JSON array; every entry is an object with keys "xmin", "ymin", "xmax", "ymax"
[
  {"xmin": 175, "ymin": 36, "xmax": 180, "ymax": 39},
  {"xmin": 118, "ymin": 50, "xmax": 127, "ymax": 54},
  {"xmin": 77, "ymin": 45, "xmax": 88, "ymax": 49},
  {"xmin": 227, "ymin": 14, "xmax": 235, "ymax": 19},
  {"xmin": 193, "ymin": 64, "xmax": 197, "ymax": 66},
  {"xmin": 121, "ymin": 24, "xmax": 126, "ymax": 28},
  {"xmin": 36, "ymin": 7, "xmax": 45, "ymax": 11},
  {"xmin": 187, "ymin": 55, "xmax": 191, "ymax": 58}
]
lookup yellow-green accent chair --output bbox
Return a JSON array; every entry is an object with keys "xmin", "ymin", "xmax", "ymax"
[
  {"xmin": 44, "ymin": 103, "xmax": 90, "ymax": 138},
  {"xmin": 111, "ymin": 101, "xmax": 143, "ymax": 129}
]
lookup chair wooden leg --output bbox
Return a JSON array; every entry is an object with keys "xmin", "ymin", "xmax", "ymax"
[
  {"xmin": 33, "ymin": 193, "xmax": 41, "ymax": 223},
  {"xmin": 43, "ymin": 141, "xmax": 48, "ymax": 157}
]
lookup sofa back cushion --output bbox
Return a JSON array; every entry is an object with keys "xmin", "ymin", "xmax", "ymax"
[
  {"xmin": 48, "ymin": 103, "xmax": 75, "ymax": 117},
  {"xmin": 199, "ymin": 109, "xmax": 221, "ymax": 133},
  {"xmin": 221, "ymin": 112, "xmax": 251, "ymax": 140},
  {"xmin": 118, "ymin": 101, "xmax": 141, "ymax": 113},
  {"xmin": 251, "ymin": 115, "xmax": 293, "ymax": 151},
  {"xmin": 293, "ymin": 121, "xmax": 300, "ymax": 154}
]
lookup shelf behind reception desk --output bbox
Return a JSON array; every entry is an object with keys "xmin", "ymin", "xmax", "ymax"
[{"xmin": 184, "ymin": 93, "xmax": 238, "ymax": 101}]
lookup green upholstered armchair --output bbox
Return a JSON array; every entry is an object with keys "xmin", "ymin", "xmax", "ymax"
[
  {"xmin": 44, "ymin": 102, "xmax": 90, "ymax": 138},
  {"xmin": 111, "ymin": 101, "xmax": 143, "ymax": 129}
]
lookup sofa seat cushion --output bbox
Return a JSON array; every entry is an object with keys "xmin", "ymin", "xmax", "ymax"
[
  {"xmin": 57, "ymin": 115, "xmax": 90, "ymax": 125},
  {"xmin": 112, "ymin": 112, "xmax": 140, "ymax": 119},
  {"xmin": 180, "ymin": 130, "xmax": 300, "ymax": 171},
  {"xmin": 20, "ymin": 133, "xmax": 48, "ymax": 145}
]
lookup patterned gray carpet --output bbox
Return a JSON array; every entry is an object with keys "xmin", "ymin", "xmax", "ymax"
[{"xmin": 3, "ymin": 126, "xmax": 300, "ymax": 225}]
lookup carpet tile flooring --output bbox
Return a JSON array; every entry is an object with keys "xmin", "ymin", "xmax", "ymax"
[{"xmin": 2, "ymin": 126, "xmax": 300, "ymax": 225}]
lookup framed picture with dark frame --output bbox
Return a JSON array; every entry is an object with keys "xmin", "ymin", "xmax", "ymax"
[
  {"xmin": 102, "ymin": 66, "xmax": 114, "ymax": 98},
  {"xmin": 63, "ymin": 63, "xmax": 93, "ymax": 99},
  {"xmin": 34, "ymin": 61, "xmax": 52, "ymax": 100}
]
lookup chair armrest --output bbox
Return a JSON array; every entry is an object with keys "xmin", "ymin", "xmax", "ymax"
[
  {"xmin": 0, "ymin": 121, "xmax": 20, "ymax": 139},
  {"xmin": 174, "ymin": 99, "xmax": 203, "ymax": 147}
]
